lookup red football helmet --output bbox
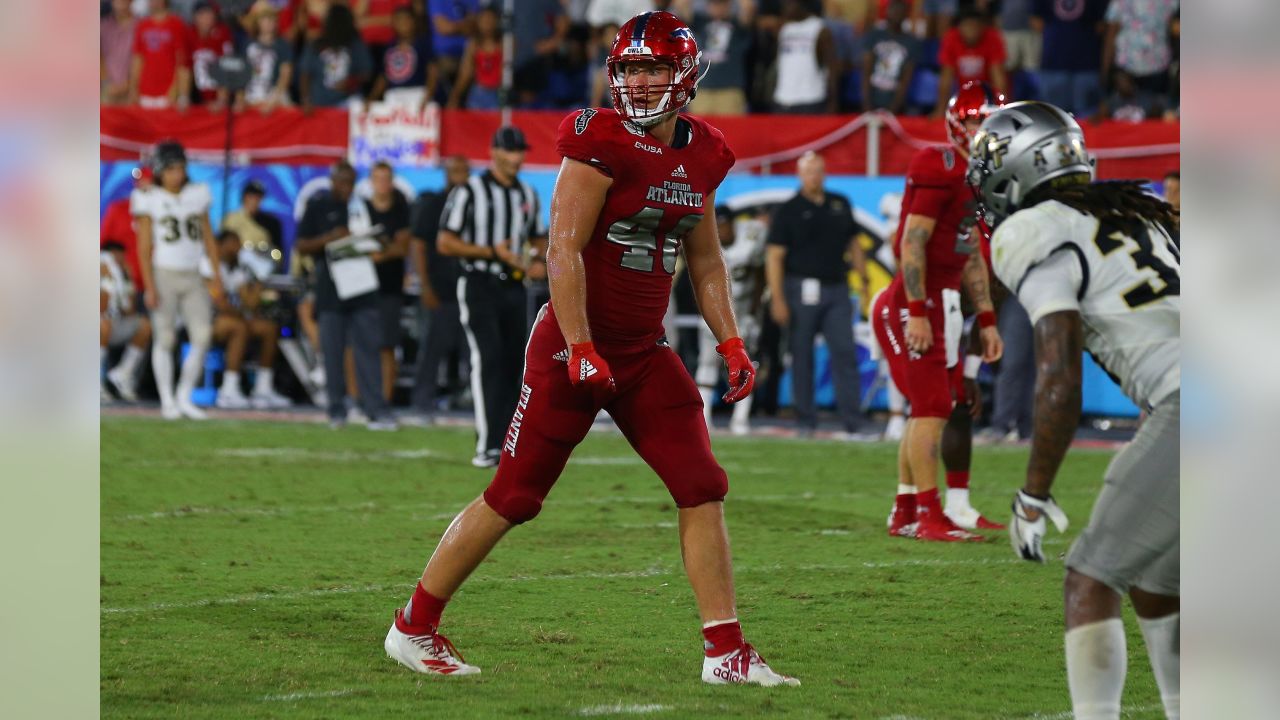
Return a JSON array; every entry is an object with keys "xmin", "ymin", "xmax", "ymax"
[
  {"xmin": 945, "ymin": 81, "xmax": 1006, "ymax": 156},
  {"xmin": 607, "ymin": 11, "xmax": 703, "ymax": 127}
]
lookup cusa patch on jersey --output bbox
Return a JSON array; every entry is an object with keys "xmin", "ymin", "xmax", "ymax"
[{"xmin": 575, "ymin": 108, "xmax": 598, "ymax": 135}]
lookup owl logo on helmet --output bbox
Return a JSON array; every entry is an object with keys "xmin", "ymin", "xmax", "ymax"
[
  {"xmin": 607, "ymin": 11, "xmax": 705, "ymax": 128},
  {"xmin": 945, "ymin": 81, "xmax": 1006, "ymax": 157}
]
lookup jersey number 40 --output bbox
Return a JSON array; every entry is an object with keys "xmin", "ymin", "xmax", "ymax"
[{"xmin": 607, "ymin": 207, "xmax": 701, "ymax": 275}]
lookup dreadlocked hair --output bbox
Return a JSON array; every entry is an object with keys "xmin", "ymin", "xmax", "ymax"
[{"xmin": 1022, "ymin": 174, "xmax": 1179, "ymax": 239}]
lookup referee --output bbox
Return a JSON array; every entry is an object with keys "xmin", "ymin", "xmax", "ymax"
[{"xmin": 438, "ymin": 126, "xmax": 546, "ymax": 468}]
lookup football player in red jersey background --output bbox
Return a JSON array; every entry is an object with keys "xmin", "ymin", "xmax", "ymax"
[
  {"xmin": 872, "ymin": 81, "xmax": 1005, "ymax": 542},
  {"xmin": 383, "ymin": 11, "xmax": 798, "ymax": 686}
]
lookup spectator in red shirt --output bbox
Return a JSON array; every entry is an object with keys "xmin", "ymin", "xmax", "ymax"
[
  {"xmin": 188, "ymin": 1, "xmax": 234, "ymax": 106},
  {"xmin": 129, "ymin": 0, "xmax": 193, "ymax": 109},
  {"xmin": 933, "ymin": 8, "xmax": 1006, "ymax": 118},
  {"xmin": 354, "ymin": 0, "xmax": 411, "ymax": 69},
  {"xmin": 102, "ymin": 0, "xmax": 138, "ymax": 105}
]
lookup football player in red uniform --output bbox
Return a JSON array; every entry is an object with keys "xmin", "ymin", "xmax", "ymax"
[
  {"xmin": 383, "ymin": 11, "xmax": 798, "ymax": 687},
  {"xmin": 872, "ymin": 81, "xmax": 1005, "ymax": 542}
]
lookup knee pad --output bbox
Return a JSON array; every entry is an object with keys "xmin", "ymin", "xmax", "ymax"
[
  {"xmin": 670, "ymin": 466, "xmax": 729, "ymax": 508},
  {"xmin": 483, "ymin": 485, "xmax": 545, "ymax": 525}
]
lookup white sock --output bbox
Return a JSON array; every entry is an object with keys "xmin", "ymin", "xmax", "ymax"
[
  {"xmin": 220, "ymin": 370, "xmax": 241, "ymax": 393},
  {"xmin": 699, "ymin": 387, "xmax": 714, "ymax": 426},
  {"xmin": 152, "ymin": 345, "xmax": 175, "ymax": 408},
  {"xmin": 946, "ymin": 487, "xmax": 971, "ymax": 511},
  {"xmin": 897, "ymin": 484, "xmax": 916, "ymax": 496},
  {"xmin": 177, "ymin": 343, "xmax": 207, "ymax": 402},
  {"xmin": 1065, "ymin": 618, "xmax": 1127, "ymax": 720},
  {"xmin": 254, "ymin": 368, "xmax": 275, "ymax": 394},
  {"xmin": 731, "ymin": 393, "xmax": 752, "ymax": 424},
  {"xmin": 1138, "ymin": 613, "xmax": 1179, "ymax": 720},
  {"xmin": 118, "ymin": 344, "xmax": 144, "ymax": 376},
  {"xmin": 701, "ymin": 617, "xmax": 738, "ymax": 630}
]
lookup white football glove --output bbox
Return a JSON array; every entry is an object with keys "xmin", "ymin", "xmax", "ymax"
[{"xmin": 1009, "ymin": 490, "xmax": 1069, "ymax": 563}]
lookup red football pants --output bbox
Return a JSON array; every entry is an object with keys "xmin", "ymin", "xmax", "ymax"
[
  {"xmin": 483, "ymin": 306, "xmax": 728, "ymax": 524},
  {"xmin": 871, "ymin": 282, "xmax": 959, "ymax": 419}
]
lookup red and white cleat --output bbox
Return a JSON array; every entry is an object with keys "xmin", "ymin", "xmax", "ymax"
[
  {"xmin": 916, "ymin": 513, "xmax": 984, "ymax": 542},
  {"xmin": 703, "ymin": 643, "xmax": 800, "ymax": 687},
  {"xmin": 946, "ymin": 506, "xmax": 1007, "ymax": 530},
  {"xmin": 384, "ymin": 609, "xmax": 481, "ymax": 676},
  {"xmin": 887, "ymin": 497, "xmax": 918, "ymax": 539}
]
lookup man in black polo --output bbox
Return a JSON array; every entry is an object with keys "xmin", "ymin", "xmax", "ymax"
[
  {"xmin": 439, "ymin": 127, "xmax": 546, "ymax": 467},
  {"xmin": 407, "ymin": 154, "xmax": 470, "ymax": 424},
  {"xmin": 295, "ymin": 160, "xmax": 396, "ymax": 430},
  {"xmin": 765, "ymin": 151, "xmax": 869, "ymax": 437}
]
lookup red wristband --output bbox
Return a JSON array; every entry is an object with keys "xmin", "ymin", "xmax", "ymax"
[
  {"xmin": 976, "ymin": 310, "xmax": 997, "ymax": 329},
  {"xmin": 907, "ymin": 300, "xmax": 928, "ymax": 318}
]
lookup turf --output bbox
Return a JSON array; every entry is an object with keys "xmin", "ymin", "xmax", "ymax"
[{"xmin": 101, "ymin": 417, "xmax": 1162, "ymax": 719}]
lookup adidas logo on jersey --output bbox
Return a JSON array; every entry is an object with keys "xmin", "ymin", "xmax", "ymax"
[
  {"xmin": 579, "ymin": 359, "xmax": 598, "ymax": 381},
  {"xmin": 552, "ymin": 348, "xmax": 569, "ymax": 362},
  {"xmin": 672, "ymin": 164, "xmax": 687, "ymax": 178}
]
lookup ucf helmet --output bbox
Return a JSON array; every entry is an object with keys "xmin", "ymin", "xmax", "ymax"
[
  {"xmin": 966, "ymin": 101, "xmax": 1095, "ymax": 223},
  {"xmin": 150, "ymin": 140, "xmax": 188, "ymax": 180},
  {"xmin": 607, "ymin": 11, "xmax": 703, "ymax": 128}
]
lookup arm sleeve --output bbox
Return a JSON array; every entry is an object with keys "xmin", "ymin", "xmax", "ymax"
[
  {"xmin": 1015, "ymin": 250, "xmax": 1084, "ymax": 326},
  {"xmin": 440, "ymin": 184, "xmax": 471, "ymax": 235},
  {"xmin": 556, "ymin": 109, "xmax": 617, "ymax": 177},
  {"xmin": 193, "ymin": 185, "xmax": 213, "ymax": 215}
]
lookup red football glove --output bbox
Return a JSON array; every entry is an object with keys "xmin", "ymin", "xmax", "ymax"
[
  {"xmin": 716, "ymin": 336, "xmax": 755, "ymax": 404},
  {"xmin": 567, "ymin": 342, "xmax": 616, "ymax": 402}
]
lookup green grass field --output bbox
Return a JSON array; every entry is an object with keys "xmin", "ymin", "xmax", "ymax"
[{"xmin": 101, "ymin": 416, "xmax": 1162, "ymax": 719}]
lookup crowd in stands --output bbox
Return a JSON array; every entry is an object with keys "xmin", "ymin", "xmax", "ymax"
[{"xmin": 102, "ymin": 0, "xmax": 1179, "ymax": 120}]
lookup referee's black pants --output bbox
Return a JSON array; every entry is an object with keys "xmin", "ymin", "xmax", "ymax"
[{"xmin": 458, "ymin": 273, "xmax": 528, "ymax": 458}]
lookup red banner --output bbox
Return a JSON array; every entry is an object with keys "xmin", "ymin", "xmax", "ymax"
[
  {"xmin": 100, "ymin": 106, "xmax": 350, "ymax": 166},
  {"xmin": 102, "ymin": 107, "xmax": 1179, "ymax": 180}
]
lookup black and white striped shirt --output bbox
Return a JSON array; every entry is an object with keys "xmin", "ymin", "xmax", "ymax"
[{"xmin": 440, "ymin": 170, "xmax": 546, "ymax": 278}]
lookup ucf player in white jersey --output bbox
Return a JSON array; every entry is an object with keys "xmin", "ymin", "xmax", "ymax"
[
  {"xmin": 968, "ymin": 102, "xmax": 1180, "ymax": 720},
  {"xmin": 696, "ymin": 205, "xmax": 766, "ymax": 435},
  {"xmin": 133, "ymin": 141, "xmax": 224, "ymax": 420}
]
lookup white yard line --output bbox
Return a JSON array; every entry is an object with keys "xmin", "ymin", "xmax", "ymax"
[
  {"xmin": 111, "ymin": 491, "xmax": 865, "ymax": 523},
  {"xmin": 101, "ymin": 558, "xmax": 1022, "ymax": 615},
  {"xmin": 260, "ymin": 688, "xmax": 362, "ymax": 702},
  {"xmin": 578, "ymin": 704, "xmax": 671, "ymax": 716}
]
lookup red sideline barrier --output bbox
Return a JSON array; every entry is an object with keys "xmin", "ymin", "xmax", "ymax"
[
  {"xmin": 102, "ymin": 107, "xmax": 1179, "ymax": 179},
  {"xmin": 100, "ymin": 106, "xmax": 350, "ymax": 166}
]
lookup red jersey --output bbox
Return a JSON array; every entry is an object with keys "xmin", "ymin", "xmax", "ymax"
[
  {"xmin": 189, "ymin": 24, "xmax": 234, "ymax": 102},
  {"xmin": 938, "ymin": 27, "xmax": 1006, "ymax": 88},
  {"xmin": 891, "ymin": 144, "xmax": 980, "ymax": 300},
  {"xmin": 132, "ymin": 14, "xmax": 190, "ymax": 97},
  {"xmin": 554, "ymin": 108, "xmax": 735, "ymax": 348}
]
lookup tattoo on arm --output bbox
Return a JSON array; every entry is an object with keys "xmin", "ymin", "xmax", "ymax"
[
  {"xmin": 961, "ymin": 251, "xmax": 993, "ymax": 312},
  {"xmin": 1025, "ymin": 311, "xmax": 1084, "ymax": 497},
  {"xmin": 903, "ymin": 227, "xmax": 929, "ymax": 300}
]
